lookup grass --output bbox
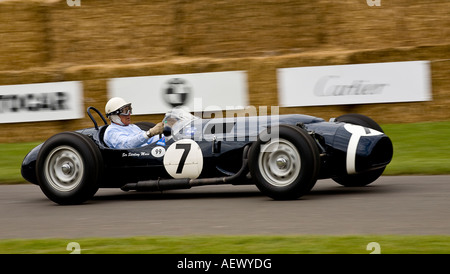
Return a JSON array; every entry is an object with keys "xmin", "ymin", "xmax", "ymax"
[
  {"xmin": 0, "ymin": 121, "xmax": 449, "ymax": 184},
  {"xmin": 0, "ymin": 141, "xmax": 42, "ymax": 184},
  {"xmin": 1, "ymin": 235, "xmax": 450, "ymax": 254},
  {"xmin": 382, "ymin": 121, "xmax": 450, "ymax": 175}
]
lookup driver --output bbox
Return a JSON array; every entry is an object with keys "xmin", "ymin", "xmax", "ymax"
[{"xmin": 103, "ymin": 97, "xmax": 164, "ymax": 149}]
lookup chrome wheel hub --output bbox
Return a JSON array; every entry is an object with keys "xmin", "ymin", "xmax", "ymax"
[
  {"xmin": 44, "ymin": 146, "xmax": 84, "ymax": 192},
  {"xmin": 258, "ymin": 139, "xmax": 301, "ymax": 187}
]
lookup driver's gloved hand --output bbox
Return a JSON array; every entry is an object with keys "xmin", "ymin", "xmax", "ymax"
[{"xmin": 147, "ymin": 122, "xmax": 164, "ymax": 138}]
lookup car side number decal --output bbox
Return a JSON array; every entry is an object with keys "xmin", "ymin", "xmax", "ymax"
[
  {"xmin": 151, "ymin": 147, "xmax": 166, "ymax": 158},
  {"xmin": 344, "ymin": 124, "xmax": 383, "ymax": 174},
  {"xmin": 175, "ymin": 143, "xmax": 191, "ymax": 174},
  {"xmin": 163, "ymin": 139, "xmax": 203, "ymax": 179}
]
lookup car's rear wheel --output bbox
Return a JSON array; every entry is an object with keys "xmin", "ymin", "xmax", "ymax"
[
  {"xmin": 333, "ymin": 113, "xmax": 386, "ymax": 187},
  {"xmin": 36, "ymin": 132, "xmax": 103, "ymax": 205},
  {"xmin": 249, "ymin": 125, "xmax": 320, "ymax": 200}
]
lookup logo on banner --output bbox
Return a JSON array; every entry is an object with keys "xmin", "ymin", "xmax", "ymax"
[
  {"xmin": 313, "ymin": 75, "xmax": 388, "ymax": 97},
  {"xmin": 67, "ymin": 0, "xmax": 81, "ymax": 6},
  {"xmin": 162, "ymin": 78, "xmax": 191, "ymax": 108},
  {"xmin": 367, "ymin": 0, "xmax": 381, "ymax": 6},
  {"xmin": 0, "ymin": 92, "xmax": 69, "ymax": 113},
  {"xmin": 0, "ymin": 81, "xmax": 83, "ymax": 124}
]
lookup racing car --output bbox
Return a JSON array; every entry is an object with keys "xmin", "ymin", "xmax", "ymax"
[{"xmin": 21, "ymin": 106, "xmax": 393, "ymax": 205}]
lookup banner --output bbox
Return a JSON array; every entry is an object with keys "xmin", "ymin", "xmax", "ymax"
[
  {"xmin": 107, "ymin": 71, "xmax": 248, "ymax": 114},
  {"xmin": 0, "ymin": 81, "xmax": 83, "ymax": 124},
  {"xmin": 278, "ymin": 61, "xmax": 431, "ymax": 107}
]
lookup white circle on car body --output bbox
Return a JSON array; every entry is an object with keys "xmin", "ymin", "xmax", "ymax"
[
  {"xmin": 151, "ymin": 146, "xmax": 166, "ymax": 158},
  {"xmin": 163, "ymin": 139, "xmax": 203, "ymax": 179}
]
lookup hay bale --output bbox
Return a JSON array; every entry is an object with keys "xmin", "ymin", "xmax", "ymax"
[
  {"xmin": 48, "ymin": 0, "xmax": 176, "ymax": 65},
  {"xmin": 180, "ymin": 0, "xmax": 318, "ymax": 57},
  {"xmin": 0, "ymin": 0, "xmax": 49, "ymax": 70},
  {"xmin": 1, "ymin": 0, "xmax": 449, "ymax": 142}
]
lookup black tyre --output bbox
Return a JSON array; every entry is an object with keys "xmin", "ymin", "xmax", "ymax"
[
  {"xmin": 248, "ymin": 125, "xmax": 320, "ymax": 200},
  {"xmin": 335, "ymin": 113, "xmax": 384, "ymax": 133},
  {"xmin": 36, "ymin": 132, "xmax": 103, "ymax": 205},
  {"xmin": 333, "ymin": 113, "xmax": 385, "ymax": 187}
]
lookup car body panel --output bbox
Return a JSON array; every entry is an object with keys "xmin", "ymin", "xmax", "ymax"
[{"xmin": 22, "ymin": 113, "xmax": 393, "ymax": 190}]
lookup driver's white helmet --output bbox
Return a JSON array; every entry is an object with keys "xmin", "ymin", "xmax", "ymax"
[{"xmin": 105, "ymin": 97, "xmax": 131, "ymax": 117}]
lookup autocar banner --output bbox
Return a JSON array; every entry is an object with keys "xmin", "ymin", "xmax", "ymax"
[{"xmin": 0, "ymin": 81, "xmax": 84, "ymax": 124}]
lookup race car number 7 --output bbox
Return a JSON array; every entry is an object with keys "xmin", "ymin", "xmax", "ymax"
[
  {"xmin": 163, "ymin": 139, "xmax": 204, "ymax": 179},
  {"xmin": 175, "ymin": 143, "xmax": 191, "ymax": 174}
]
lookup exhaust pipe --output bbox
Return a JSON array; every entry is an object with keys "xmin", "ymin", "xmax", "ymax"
[{"xmin": 121, "ymin": 178, "xmax": 191, "ymax": 192}]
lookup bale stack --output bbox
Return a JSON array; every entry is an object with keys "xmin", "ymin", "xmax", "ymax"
[
  {"xmin": 0, "ymin": 0, "xmax": 449, "ymax": 142},
  {"xmin": 48, "ymin": 0, "xmax": 176, "ymax": 65},
  {"xmin": 0, "ymin": 1, "xmax": 49, "ymax": 71}
]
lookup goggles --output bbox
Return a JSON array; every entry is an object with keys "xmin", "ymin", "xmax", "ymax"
[
  {"xmin": 108, "ymin": 104, "xmax": 132, "ymax": 116},
  {"xmin": 118, "ymin": 105, "xmax": 132, "ymax": 116}
]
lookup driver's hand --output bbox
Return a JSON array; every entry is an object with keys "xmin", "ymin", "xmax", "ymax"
[
  {"xmin": 147, "ymin": 122, "xmax": 164, "ymax": 138},
  {"xmin": 165, "ymin": 117, "xmax": 177, "ymax": 127}
]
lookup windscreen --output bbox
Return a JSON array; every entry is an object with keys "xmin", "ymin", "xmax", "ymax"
[{"xmin": 163, "ymin": 108, "xmax": 199, "ymax": 141}]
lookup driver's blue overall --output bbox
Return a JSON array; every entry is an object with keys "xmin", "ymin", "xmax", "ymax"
[{"xmin": 104, "ymin": 123, "xmax": 159, "ymax": 149}]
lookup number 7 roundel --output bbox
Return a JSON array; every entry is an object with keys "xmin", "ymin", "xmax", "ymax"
[{"xmin": 163, "ymin": 139, "xmax": 204, "ymax": 179}]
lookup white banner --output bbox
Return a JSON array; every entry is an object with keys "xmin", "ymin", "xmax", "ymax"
[
  {"xmin": 278, "ymin": 61, "xmax": 432, "ymax": 107},
  {"xmin": 107, "ymin": 71, "xmax": 248, "ymax": 114},
  {"xmin": 0, "ymin": 81, "xmax": 84, "ymax": 124}
]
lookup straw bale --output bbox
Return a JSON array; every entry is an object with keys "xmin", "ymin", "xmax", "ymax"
[
  {"xmin": 1, "ymin": 0, "xmax": 449, "ymax": 67},
  {"xmin": 179, "ymin": 0, "xmax": 318, "ymax": 57},
  {"xmin": 0, "ymin": 0, "xmax": 449, "ymax": 142},
  {"xmin": 47, "ymin": 0, "xmax": 176, "ymax": 65},
  {"xmin": 0, "ymin": 0, "xmax": 49, "ymax": 70}
]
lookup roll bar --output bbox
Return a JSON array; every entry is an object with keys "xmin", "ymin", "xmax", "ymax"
[{"xmin": 87, "ymin": 106, "xmax": 108, "ymax": 130}]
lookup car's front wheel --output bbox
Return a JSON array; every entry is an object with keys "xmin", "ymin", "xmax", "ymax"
[
  {"xmin": 249, "ymin": 125, "xmax": 320, "ymax": 200},
  {"xmin": 36, "ymin": 132, "xmax": 103, "ymax": 205}
]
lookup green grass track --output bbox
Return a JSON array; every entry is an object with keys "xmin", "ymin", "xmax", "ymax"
[{"xmin": 1, "ymin": 235, "xmax": 450, "ymax": 254}]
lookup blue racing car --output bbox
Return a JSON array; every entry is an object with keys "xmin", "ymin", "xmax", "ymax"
[{"xmin": 21, "ymin": 107, "xmax": 393, "ymax": 205}]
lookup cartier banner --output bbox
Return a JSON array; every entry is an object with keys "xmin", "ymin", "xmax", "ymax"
[
  {"xmin": 0, "ymin": 81, "xmax": 84, "ymax": 123},
  {"xmin": 277, "ymin": 61, "xmax": 431, "ymax": 107}
]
